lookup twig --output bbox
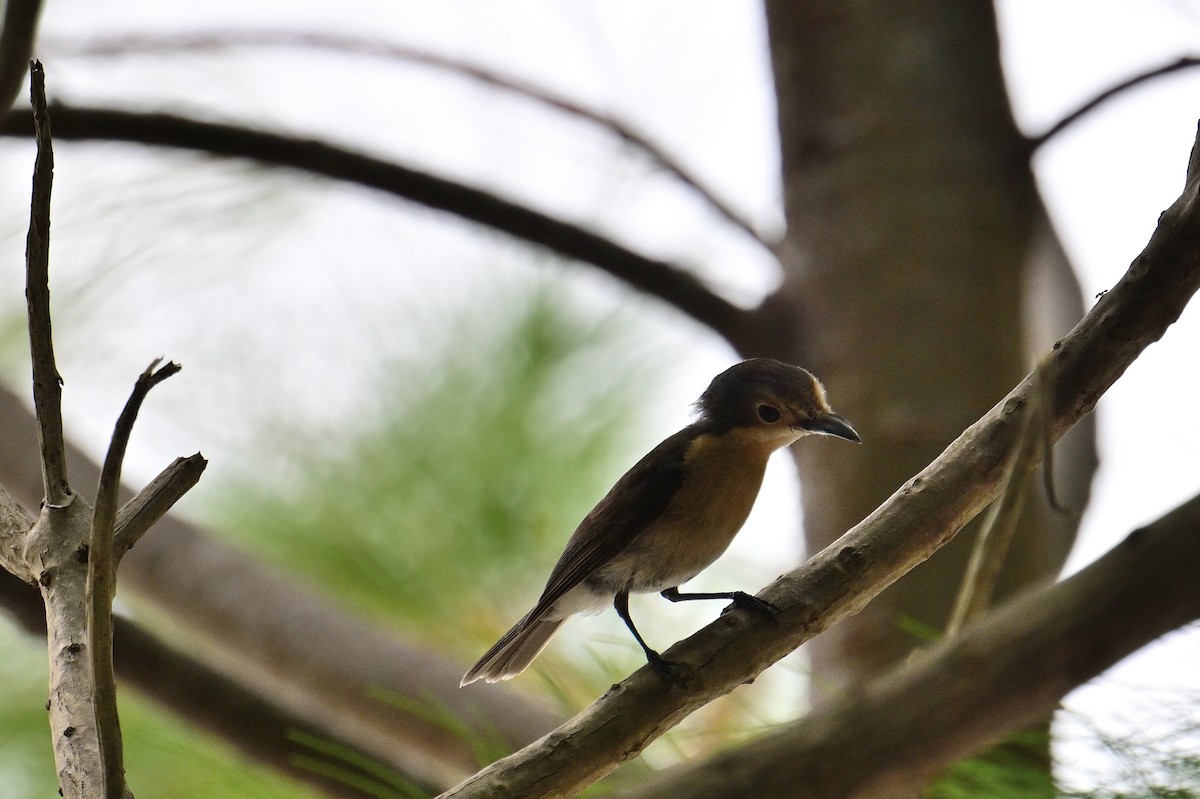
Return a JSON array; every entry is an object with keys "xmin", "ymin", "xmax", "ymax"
[
  {"xmin": 1030, "ymin": 57, "xmax": 1200, "ymax": 150},
  {"xmin": 41, "ymin": 30, "xmax": 775, "ymax": 251},
  {"xmin": 24, "ymin": 60, "xmax": 71, "ymax": 510},
  {"xmin": 87, "ymin": 358, "xmax": 180, "ymax": 799},
  {"xmin": 0, "ymin": 0, "xmax": 44, "ymax": 114},
  {"xmin": 113, "ymin": 453, "xmax": 207, "ymax": 559},
  {"xmin": 944, "ymin": 394, "xmax": 1037, "ymax": 637},
  {"xmin": 0, "ymin": 106, "xmax": 757, "ymax": 345}
]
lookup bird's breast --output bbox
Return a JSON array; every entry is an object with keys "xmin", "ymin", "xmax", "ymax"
[{"xmin": 593, "ymin": 430, "xmax": 771, "ymax": 593}]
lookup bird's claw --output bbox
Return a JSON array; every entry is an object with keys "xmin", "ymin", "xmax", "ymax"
[
  {"xmin": 646, "ymin": 651, "xmax": 688, "ymax": 685},
  {"xmin": 721, "ymin": 591, "xmax": 780, "ymax": 623}
]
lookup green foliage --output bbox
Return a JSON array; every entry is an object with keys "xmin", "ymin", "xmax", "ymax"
[
  {"xmin": 927, "ymin": 730, "xmax": 1055, "ymax": 799},
  {"xmin": 0, "ymin": 622, "xmax": 325, "ymax": 799},
  {"xmin": 208, "ymin": 276, "xmax": 670, "ymax": 650}
]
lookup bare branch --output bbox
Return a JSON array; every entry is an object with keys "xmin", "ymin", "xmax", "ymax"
[
  {"xmin": 945, "ymin": 377, "xmax": 1039, "ymax": 636},
  {"xmin": 1030, "ymin": 57, "xmax": 1200, "ymax": 150},
  {"xmin": 87, "ymin": 359, "xmax": 180, "ymax": 798},
  {"xmin": 620, "ymin": 491, "xmax": 1200, "ymax": 799},
  {"xmin": 112, "ymin": 453, "xmax": 206, "ymax": 560},
  {"xmin": 0, "ymin": 0, "xmax": 44, "ymax": 114},
  {"xmin": 24, "ymin": 61, "xmax": 71, "ymax": 510},
  {"xmin": 42, "ymin": 30, "xmax": 774, "ymax": 251},
  {"xmin": 437, "ymin": 120, "xmax": 1200, "ymax": 799},
  {"xmin": 0, "ymin": 106, "xmax": 756, "ymax": 342}
]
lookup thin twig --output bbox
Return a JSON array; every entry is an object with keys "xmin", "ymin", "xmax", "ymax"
[
  {"xmin": 1030, "ymin": 57, "xmax": 1200, "ymax": 150},
  {"xmin": 113, "ymin": 453, "xmax": 207, "ymax": 561},
  {"xmin": 0, "ymin": 0, "xmax": 44, "ymax": 114},
  {"xmin": 944, "ymin": 395, "xmax": 1037, "ymax": 637},
  {"xmin": 87, "ymin": 358, "xmax": 180, "ymax": 799},
  {"xmin": 42, "ymin": 30, "xmax": 775, "ymax": 250},
  {"xmin": 0, "ymin": 106, "xmax": 755, "ymax": 342},
  {"xmin": 24, "ymin": 60, "xmax": 72, "ymax": 510}
]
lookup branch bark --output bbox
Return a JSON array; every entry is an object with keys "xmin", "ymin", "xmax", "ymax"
[
  {"xmin": 434, "ymin": 122, "xmax": 1200, "ymax": 799},
  {"xmin": 24, "ymin": 61, "xmax": 70, "ymax": 511},
  {"xmin": 0, "ymin": 106, "xmax": 756, "ymax": 343},
  {"xmin": 619, "ymin": 491, "xmax": 1200, "ymax": 799}
]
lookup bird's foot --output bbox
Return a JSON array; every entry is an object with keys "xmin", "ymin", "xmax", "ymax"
[
  {"xmin": 645, "ymin": 650, "xmax": 688, "ymax": 685},
  {"xmin": 721, "ymin": 591, "xmax": 780, "ymax": 622}
]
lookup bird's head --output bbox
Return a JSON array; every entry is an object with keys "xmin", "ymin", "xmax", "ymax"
[{"xmin": 694, "ymin": 358, "xmax": 860, "ymax": 448}]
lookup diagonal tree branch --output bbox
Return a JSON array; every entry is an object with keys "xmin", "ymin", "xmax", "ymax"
[
  {"xmin": 0, "ymin": 106, "xmax": 757, "ymax": 344},
  {"xmin": 42, "ymin": 30, "xmax": 775, "ymax": 250},
  {"xmin": 112, "ymin": 453, "xmax": 207, "ymax": 559},
  {"xmin": 619, "ymin": 490, "xmax": 1200, "ymax": 799},
  {"xmin": 1030, "ymin": 57, "xmax": 1200, "ymax": 150},
  {"xmin": 436, "ymin": 122, "xmax": 1200, "ymax": 799}
]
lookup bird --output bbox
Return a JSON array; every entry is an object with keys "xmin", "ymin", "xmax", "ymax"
[{"xmin": 460, "ymin": 358, "xmax": 860, "ymax": 686}]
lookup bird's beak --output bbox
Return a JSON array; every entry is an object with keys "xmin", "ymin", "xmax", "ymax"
[{"xmin": 805, "ymin": 413, "xmax": 861, "ymax": 443}]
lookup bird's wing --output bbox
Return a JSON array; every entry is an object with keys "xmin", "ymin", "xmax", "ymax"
[{"xmin": 526, "ymin": 426, "xmax": 695, "ymax": 619}]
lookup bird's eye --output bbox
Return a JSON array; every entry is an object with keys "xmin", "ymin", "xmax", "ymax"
[{"xmin": 757, "ymin": 404, "xmax": 781, "ymax": 423}]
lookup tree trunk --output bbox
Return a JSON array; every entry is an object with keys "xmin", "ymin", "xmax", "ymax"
[{"xmin": 763, "ymin": 0, "xmax": 1092, "ymax": 701}]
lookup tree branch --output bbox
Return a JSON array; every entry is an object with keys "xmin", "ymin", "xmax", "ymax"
[
  {"xmin": 0, "ymin": 485, "xmax": 34, "ymax": 581},
  {"xmin": 0, "ymin": 0, "xmax": 43, "ymax": 114},
  {"xmin": 42, "ymin": 30, "xmax": 775, "ymax": 251},
  {"xmin": 1030, "ymin": 57, "xmax": 1200, "ymax": 150},
  {"xmin": 88, "ymin": 359, "xmax": 181, "ymax": 799},
  {"xmin": 24, "ymin": 61, "xmax": 71, "ymax": 510},
  {"xmin": 619, "ymin": 491, "xmax": 1200, "ymax": 799},
  {"xmin": 436, "ymin": 122, "xmax": 1200, "ymax": 799},
  {"xmin": 0, "ymin": 105, "xmax": 755, "ymax": 341},
  {"xmin": 112, "ymin": 453, "xmax": 206, "ymax": 559}
]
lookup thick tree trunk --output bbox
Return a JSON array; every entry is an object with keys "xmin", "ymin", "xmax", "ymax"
[{"xmin": 763, "ymin": 0, "xmax": 1091, "ymax": 699}]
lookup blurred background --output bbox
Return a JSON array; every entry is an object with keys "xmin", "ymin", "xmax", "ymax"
[{"xmin": 0, "ymin": 1, "xmax": 1198, "ymax": 797}]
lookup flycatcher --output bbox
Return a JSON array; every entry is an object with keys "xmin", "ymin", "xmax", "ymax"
[{"xmin": 461, "ymin": 358, "xmax": 859, "ymax": 685}]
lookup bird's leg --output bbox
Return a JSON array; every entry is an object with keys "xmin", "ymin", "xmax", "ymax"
[
  {"xmin": 614, "ymin": 592, "xmax": 686, "ymax": 683},
  {"xmin": 661, "ymin": 586, "xmax": 779, "ymax": 620}
]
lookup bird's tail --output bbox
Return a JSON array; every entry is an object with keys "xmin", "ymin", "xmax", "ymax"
[{"xmin": 461, "ymin": 611, "xmax": 565, "ymax": 686}]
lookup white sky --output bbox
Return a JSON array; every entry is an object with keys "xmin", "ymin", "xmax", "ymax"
[{"xmin": 2, "ymin": 0, "xmax": 1198, "ymax": 789}]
